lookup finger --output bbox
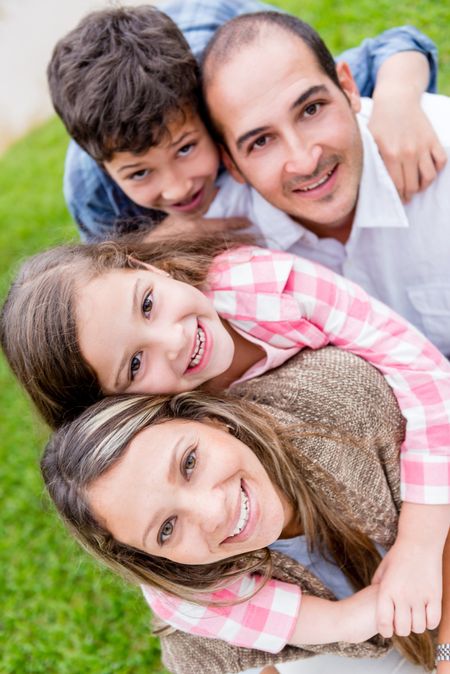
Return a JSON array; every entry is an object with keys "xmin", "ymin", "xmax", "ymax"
[
  {"xmin": 377, "ymin": 595, "xmax": 395, "ymax": 638},
  {"xmin": 383, "ymin": 157, "xmax": 405, "ymax": 202},
  {"xmin": 431, "ymin": 143, "xmax": 448, "ymax": 172},
  {"xmin": 426, "ymin": 599, "xmax": 442, "ymax": 630},
  {"xmin": 227, "ymin": 217, "xmax": 252, "ymax": 230},
  {"xmin": 401, "ymin": 159, "xmax": 420, "ymax": 203},
  {"xmin": 411, "ymin": 603, "xmax": 427, "ymax": 634},
  {"xmin": 393, "ymin": 602, "xmax": 412, "ymax": 637},
  {"xmin": 418, "ymin": 153, "xmax": 438, "ymax": 192}
]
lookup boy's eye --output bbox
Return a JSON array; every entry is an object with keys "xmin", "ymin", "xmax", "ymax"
[
  {"xmin": 130, "ymin": 352, "xmax": 142, "ymax": 379},
  {"xmin": 142, "ymin": 291, "xmax": 154, "ymax": 318},
  {"xmin": 158, "ymin": 517, "xmax": 176, "ymax": 545},
  {"xmin": 130, "ymin": 168, "xmax": 150, "ymax": 182},
  {"xmin": 178, "ymin": 143, "xmax": 195, "ymax": 157},
  {"xmin": 182, "ymin": 449, "xmax": 197, "ymax": 480},
  {"xmin": 304, "ymin": 102, "xmax": 322, "ymax": 117}
]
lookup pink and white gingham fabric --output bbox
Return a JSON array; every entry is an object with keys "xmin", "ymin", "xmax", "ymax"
[
  {"xmin": 143, "ymin": 245, "xmax": 450, "ymax": 653},
  {"xmin": 206, "ymin": 246, "xmax": 450, "ymax": 505},
  {"xmin": 142, "ymin": 574, "xmax": 301, "ymax": 653}
]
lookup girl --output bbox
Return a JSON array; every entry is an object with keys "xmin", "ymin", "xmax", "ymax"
[
  {"xmin": 41, "ymin": 348, "xmax": 436, "ymax": 673},
  {"xmin": 1, "ymin": 234, "xmax": 449, "ymax": 642}
]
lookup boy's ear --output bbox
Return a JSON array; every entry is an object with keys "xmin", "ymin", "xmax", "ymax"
[
  {"xmin": 220, "ymin": 145, "xmax": 246, "ymax": 185},
  {"xmin": 336, "ymin": 61, "xmax": 361, "ymax": 113}
]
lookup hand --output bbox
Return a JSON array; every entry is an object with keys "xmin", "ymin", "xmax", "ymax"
[
  {"xmin": 369, "ymin": 100, "xmax": 446, "ymax": 203},
  {"xmin": 143, "ymin": 214, "xmax": 253, "ymax": 242},
  {"xmin": 372, "ymin": 538, "xmax": 442, "ymax": 638},
  {"xmin": 437, "ymin": 661, "xmax": 450, "ymax": 674}
]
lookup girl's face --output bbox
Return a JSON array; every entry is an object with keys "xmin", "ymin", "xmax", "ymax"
[
  {"xmin": 76, "ymin": 266, "xmax": 235, "ymax": 395},
  {"xmin": 87, "ymin": 419, "xmax": 295, "ymax": 565}
]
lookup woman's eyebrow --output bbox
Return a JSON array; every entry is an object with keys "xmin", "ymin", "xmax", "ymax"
[
  {"xmin": 141, "ymin": 436, "xmax": 186, "ymax": 549},
  {"xmin": 113, "ymin": 277, "xmax": 143, "ymax": 391}
]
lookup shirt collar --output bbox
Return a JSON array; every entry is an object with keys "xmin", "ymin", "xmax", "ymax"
[{"xmin": 353, "ymin": 116, "xmax": 409, "ymax": 230}]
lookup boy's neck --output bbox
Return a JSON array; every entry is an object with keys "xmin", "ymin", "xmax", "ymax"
[{"xmin": 205, "ymin": 320, "xmax": 265, "ymax": 392}]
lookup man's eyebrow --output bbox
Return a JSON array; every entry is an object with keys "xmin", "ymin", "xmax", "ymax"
[
  {"xmin": 142, "ymin": 437, "xmax": 184, "ymax": 549},
  {"xmin": 235, "ymin": 85, "xmax": 330, "ymax": 151},
  {"xmin": 113, "ymin": 277, "xmax": 142, "ymax": 390}
]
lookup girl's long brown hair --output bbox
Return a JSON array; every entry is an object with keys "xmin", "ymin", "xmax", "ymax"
[
  {"xmin": 41, "ymin": 390, "xmax": 434, "ymax": 669},
  {"xmin": 0, "ymin": 230, "xmax": 246, "ymax": 429}
]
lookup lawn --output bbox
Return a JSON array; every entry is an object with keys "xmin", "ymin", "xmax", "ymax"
[{"xmin": 1, "ymin": 1, "xmax": 449, "ymax": 672}]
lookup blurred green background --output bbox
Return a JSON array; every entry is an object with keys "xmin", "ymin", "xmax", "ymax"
[{"xmin": 1, "ymin": 1, "xmax": 449, "ymax": 672}]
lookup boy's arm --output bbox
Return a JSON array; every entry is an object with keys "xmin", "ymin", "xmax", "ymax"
[
  {"xmin": 338, "ymin": 26, "xmax": 444, "ymax": 200},
  {"xmin": 372, "ymin": 503, "xmax": 449, "ymax": 637}
]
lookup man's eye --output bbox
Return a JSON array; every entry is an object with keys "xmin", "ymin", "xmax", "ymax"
[
  {"xmin": 130, "ymin": 169, "xmax": 150, "ymax": 182},
  {"xmin": 142, "ymin": 291, "xmax": 153, "ymax": 318},
  {"xmin": 249, "ymin": 135, "xmax": 269, "ymax": 153},
  {"xmin": 158, "ymin": 518, "xmax": 176, "ymax": 545},
  {"xmin": 304, "ymin": 102, "xmax": 321, "ymax": 117},
  {"xmin": 130, "ymin": 352, "xmax": 142, "ymax": 379},
  {"xmin": 178, "ymin": 143, "xmax": 195, "ymax": 157},
  {"xmin": 183, "ymin": 450, "xmax": 197, "ymax": 480}
]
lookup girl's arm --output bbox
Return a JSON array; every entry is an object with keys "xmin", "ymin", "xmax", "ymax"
[
  {"xmin": 144, "ymin": 576, "xmax": 379, "ymax": 652},
  {"xmin": 209, "ymin": 246, "xmax": 450, "ymax": 638}
]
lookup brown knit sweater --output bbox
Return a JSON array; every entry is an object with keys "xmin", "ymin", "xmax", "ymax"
[{"xmin": 158, "ymin": 347, "xmax": 433, "ymax": 673}]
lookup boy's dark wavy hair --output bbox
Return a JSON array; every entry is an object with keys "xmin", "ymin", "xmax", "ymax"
[{"xmin": 47, "ymin": 5, "xmax": 201, "ymax": 162}]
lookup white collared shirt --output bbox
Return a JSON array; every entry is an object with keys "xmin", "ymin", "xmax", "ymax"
[{"xmin": 207, "ymin": 93, "xmax": 450, "ymax": 355}]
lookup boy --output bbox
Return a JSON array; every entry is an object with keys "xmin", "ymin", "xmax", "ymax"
[{"xmin": 47, "ymin": 1, "xmax": 440, "ymax": 240}]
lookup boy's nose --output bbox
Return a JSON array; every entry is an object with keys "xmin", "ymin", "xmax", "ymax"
[{"xmin": 161, "ymin": 175, "xmax": 194, "ymax": 203}]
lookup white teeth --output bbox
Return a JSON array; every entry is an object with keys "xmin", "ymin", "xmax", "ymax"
[
  {"xmin": 231, "ymin": 487, "xmax": 249, "ymax": 537},
  {"xmin": 297, "ymin": 169, "xmax": 333, "ymax": 192},
  {"xmin": 189, "ymin": 326, "xmax": 205, "ymax": 368}
]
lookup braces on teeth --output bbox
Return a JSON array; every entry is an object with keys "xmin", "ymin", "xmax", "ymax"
[{"xmin": 189, "ymin": 327, "xmax": 205, "ymax": 367}]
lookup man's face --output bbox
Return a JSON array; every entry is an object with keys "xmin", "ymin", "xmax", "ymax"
[{"xmin": 205, "ymin": 29, "xmax": 363, "ymax": 240}]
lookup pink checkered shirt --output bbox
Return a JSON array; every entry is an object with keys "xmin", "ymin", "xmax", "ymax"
[{"xmin": 143, "ymin": 245, "xmax": 450, "ymax": 653}]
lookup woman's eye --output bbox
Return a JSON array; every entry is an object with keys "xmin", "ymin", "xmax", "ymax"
[
  {"xmin": 304, "ymin": 102, "xmax": 321, "ymax": 117},
  {"xmin": 142, "ymin": 291, "xmax": 153, "ymax": 318},
  {"xmin": 130, "ymin": 168, "xmax": 150, "ymax": 182},
  {"xmin": 158, "ymin": 518, "xmax": 176, "ymax": 545},
  {"xmin": 183, "ymin": 450, "xmax": 197, "ymax": 480},
  {"xmin": 178, "ymin": 143, "xmax": 195, "ymax": 157},
  {"xmin": 130, "ymin": 352, "xmax": 142, "ymax": 379}
]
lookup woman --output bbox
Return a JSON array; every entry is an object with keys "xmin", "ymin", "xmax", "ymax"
[{"xmin": 41, "ymin": 347, "xmax": 438, "ymax": 673}]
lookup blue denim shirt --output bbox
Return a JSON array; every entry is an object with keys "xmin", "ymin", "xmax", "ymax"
[{"xmin": 62, "ymin": 0, "xmax": 438, "ymax": 240}]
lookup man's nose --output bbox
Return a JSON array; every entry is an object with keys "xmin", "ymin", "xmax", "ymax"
[{"xmin": 283, "ymin": 135, "xmax": 322, "ymax": 176}]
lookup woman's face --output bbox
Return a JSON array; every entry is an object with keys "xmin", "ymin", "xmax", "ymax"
[
  {"xmin": 87, "ymin": 419, "xmax": 295, "ymax": 565},
  {"xmin": 76, "ymin": 266, "xmax": 235, "ymax": 395}
]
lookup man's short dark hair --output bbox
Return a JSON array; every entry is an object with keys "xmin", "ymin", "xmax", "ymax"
[
  {"xmin": 202, "ymin": 11, "xmax": 341, "ymax": 95},
  {"xmin": 48, "ymin": 6, "xmax": 200, "ymax": 163}
]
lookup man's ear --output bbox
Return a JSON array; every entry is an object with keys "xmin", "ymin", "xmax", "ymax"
[
  {"xmin": 336, "ymin": 61, "xmax": 361, "ymax": 113},
  {"xmin": 220, "ymin": 145, "xmax": 246, "ymax": 184}
]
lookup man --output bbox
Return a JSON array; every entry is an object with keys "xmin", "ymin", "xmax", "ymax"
[{"xmin": 202, "ymin": 11, "xmax": 450, "ymax": 356}]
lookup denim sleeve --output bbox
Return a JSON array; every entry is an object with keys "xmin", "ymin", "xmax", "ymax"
[
  {"xmin": 160, "ymin": 0, "xmax": 279, "ymax": 59},
  {"xmin": 337, "ymin": 26, "xmax": 438, "ymax": 98},
  {"xmin": 64, "ymin": 141, "xmax": 165, "ymax": 242}
]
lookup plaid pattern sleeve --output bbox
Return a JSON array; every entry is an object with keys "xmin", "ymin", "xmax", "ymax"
[
  {"xmin": 141, "ymin": 575, "xmax": 301, "ymax": 653},
  {"xmin": 206, "ymin": 246, "xmax": 450, "ymax": 505}
]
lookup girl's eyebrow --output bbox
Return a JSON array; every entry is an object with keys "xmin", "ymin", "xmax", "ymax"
[
  {"xmin": 141, "ymin": 436, "xmax": 185, "ymax": 548},
  {"xmin": 113, "ymin": 277, "xmax": 143, "ymax": 391}
]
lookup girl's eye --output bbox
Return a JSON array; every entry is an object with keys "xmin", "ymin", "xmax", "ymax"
[
  {"xmin": 182, "ymin": 449, "xmax": 197, "ymax": 480},
  {"xmin": 130, "ymin": 352, "xmax": 142, "ymax": 379},
  {"xmin": 158, "ymin": 517, "xmax": 176, "ymax": 545},
  {"xmin": 130, "ymin": 168, "xmax": 150, "ymax": 182},
  {"xmin": 304, "ymin": 102, "xmax": 321, "ymax": 117},
  {"xmin": 142, "ymin": 291, "xmax": 153, "ymax": 318},
  {"xmin": 178, "ymin": 143, "xmax": 195, "ymax": 157}
]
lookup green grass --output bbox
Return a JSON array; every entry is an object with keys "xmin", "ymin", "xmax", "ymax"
[{"xmin": 1, "ymin": 2, "xmax": 449, "ymax": 672}]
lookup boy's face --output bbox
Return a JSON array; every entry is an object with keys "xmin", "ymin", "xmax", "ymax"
[{"xmin": 104, "ymin": 111, "xmax": 220, "ymax": 219}]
